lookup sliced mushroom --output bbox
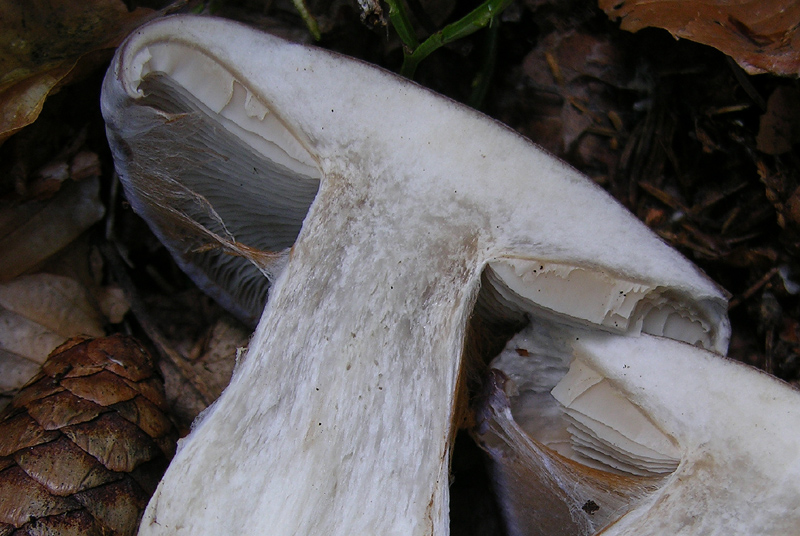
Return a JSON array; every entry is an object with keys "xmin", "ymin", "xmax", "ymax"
[
  {"xmin": 477, "ymin": 316, "xmax": 800, "ymax": 535},
  {"xmin": 98, "ymin": 14, "xmax": 800, "ymax": 536},
  {"xmin": 480, "ymin": 328, "xmax": 800, "ymax": 535}
]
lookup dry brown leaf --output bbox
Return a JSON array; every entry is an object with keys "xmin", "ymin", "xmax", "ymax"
[
  {"xmin": 0, "ymin": 335, "xmax": 177, "ymax": 536},
  {"xmin": 0, "ymin": 176, "xmax": 105, "ymax": 281},
  {"xmin": 0, "ymin": 0, "xmax": 165, "ymax": 145},
  {"xmin": 518, "ymin": 29, "xmax": 638, "ymax": 177},
  {"xmin": 0, "ymin": 273, "xmax": 105, "ymax": 400},
  {"xmin": 159, "ymin": 316, "xmax": 250, "ymax": 430},
  {"xmin": 0, "ymin": 273, "xmax": 104, "ymax": 339},
  {"xmin": 187, "ymin": 317, "xmax": 250, "ymax": 402},
  {"xmin": 97, "ymin": 285, "xmax": 131, "ymax": 324},
  {"xmin": 757, "ymin": 86, "xmax": 800, "ymax": 155},
  {"xmin": 598, "ymin": 0, "xmax": 800, "ymax": 76}
]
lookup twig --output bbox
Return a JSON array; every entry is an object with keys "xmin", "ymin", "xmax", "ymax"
[{"xmin": 729, "ymin": 266, "xmax": 781, "ymax": 310}]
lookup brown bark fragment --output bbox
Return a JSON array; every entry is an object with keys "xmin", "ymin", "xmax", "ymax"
[
  {"xmin": 111, "ymin": 396, "xmax": 174, "ymax": 441},
  {"xmin": 14, "ymin": 436, "xmax": 120, "ymax": 496},
  {"xmin": 0, "ymin": 414, "xmax": 59, "ymax": 457},
  {"xmin": 9, "ymin": 376, "xmax": 64, "ymax": 410},
  {"xmin": 0, "ymin": 335, "xmax": 175, "ymax": 534},
  {"xmin": 25, "ymin": 392, "xmax": 105, "ymax": 431},
  {"xmin": 74, "ymin": 479, "xmax": 149, "ymax": 536},
  {"xmin": 60, "ymin": 372, "xmax": 139, "ymax": 407},
  {"xmin": 21, "ymin": 509, "xmax": 106, "ymax": 536},
  {"xmin": 61, "ymin": 413, "xmax": 159, "ymax": 473},
  {"xmin": 0, "ymin": 466, "xmax": 79, "ymax": 527}
]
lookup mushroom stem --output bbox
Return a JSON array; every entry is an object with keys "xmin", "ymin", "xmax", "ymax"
[{"xmin": 143, "ymin": 180, "xmax": 478, "ymax": 532}]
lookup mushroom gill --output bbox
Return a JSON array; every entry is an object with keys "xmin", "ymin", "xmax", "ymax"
[
  {"xmin": 465, "ymin": 260, "xmax": 697, "ymax": 535},
  {"xmin": 466, "ymin": 255, "xmax": 800, "ymax": 535},
  {"xmin": 103, "ymin": 38, "xmax": 320, "ymax": 325}
]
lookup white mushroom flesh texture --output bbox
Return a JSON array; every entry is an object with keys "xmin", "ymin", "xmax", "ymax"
[
  {"xmin": 478, "ymin": 329, "xmax": 800, "ymax": 535},
  {"xmin": 490, "ymin": 323, "xmax": 680, "ymax": 478},
  {"xmin": 485, "ymin": 260, "xmax": 719, "ymax": 349},
  {"xmin": 99, "ymin": 15, "xmax": 800, "ymax": 536}
]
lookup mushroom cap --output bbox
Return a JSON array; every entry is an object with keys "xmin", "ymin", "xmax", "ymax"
[
  {"xmin": 579, "ymin": 332, "xmax": 800, "ymax": 535},
  {"xmin": 102, "ymin": 14, "xmax": 730, "ymax": 346}
]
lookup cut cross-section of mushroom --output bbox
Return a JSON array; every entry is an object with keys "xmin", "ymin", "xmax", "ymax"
[
  {"xmin": 97, "ymin": 14, "xmax": 800, "ymax": 536},
  {"xmin": 565, "ymin": 331, "xmax": 800, "ymax": 535},
  {"xmin": 478, "ymin": 319, "xmax": 800, "ymax": 535},
  {"xmin": 485, "ymin": 258, "xmax": 723, "ymax": 351},
  {"xmin": 103, "ymin": 33, "xmax": 321, "ymax": 325}
]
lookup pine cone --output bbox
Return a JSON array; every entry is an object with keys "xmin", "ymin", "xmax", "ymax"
[{"xmin": 0, "ymin": 335, "xmax": 177, "ymax": 536}]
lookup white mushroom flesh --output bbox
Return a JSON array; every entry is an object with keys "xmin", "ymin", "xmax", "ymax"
[{"xmin": 96, "ymin": 15, "xmax": 800, "ymax": 536}]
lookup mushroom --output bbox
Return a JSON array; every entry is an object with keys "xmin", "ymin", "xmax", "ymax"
[
  {"xmin": 475, "ymin": 327, "xmax": 800, "ymax": 535},
  {"xmin": 100, "ymin": 15, "xmax": 798, "ymax": 535}
]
